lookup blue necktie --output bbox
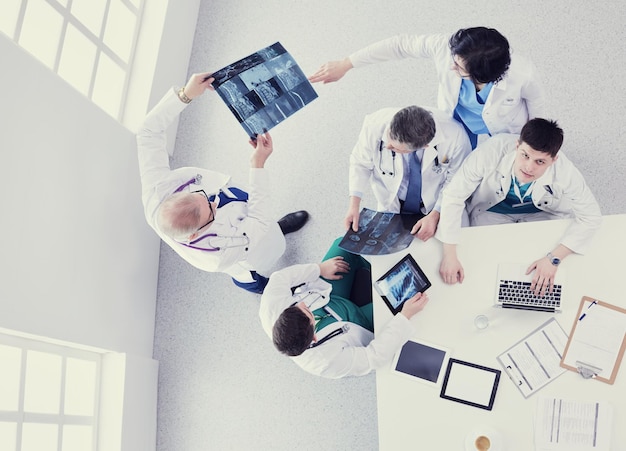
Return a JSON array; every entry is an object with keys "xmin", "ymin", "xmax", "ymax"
[
  {"xmin": 402, "ymin": 152, "xmax": 422, "ymax": 214},
  {"xmin": 209, "ymin": 187, "xmax": 249, "ymax": 208}
]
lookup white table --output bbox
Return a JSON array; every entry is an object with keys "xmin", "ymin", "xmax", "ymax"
[{"xmin": 371, "ymin": 214, "xmax": 626, "ymax": 451}]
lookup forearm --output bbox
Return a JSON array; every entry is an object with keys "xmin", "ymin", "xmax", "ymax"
[
  {"xmin": 349, "ymin": 33, "xmax": 444, "ymax": 68},
  {"xmin": 136, "ymin": 88, "xmax": 187, "ymax": 189},
  {"xmin": 244, "ymin": 168, "xmax": 273, "ymax": 221},
  {"xmin": 326, "ymin": 315, "xmax": 413, "ymax": 378}
]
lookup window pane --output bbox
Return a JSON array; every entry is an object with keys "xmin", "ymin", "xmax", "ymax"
[
  {"xmin": 22, "ymin": 423, "xmax": 58, "ymax": 451},
  {"xmin": 103, "ymin": 0, "xmax": 136, "ymax": 62},
  {"xmin": 92, "ymin": 53, "xmax": 125, "ymax": 117},
  {"xmin": 70, "ymin": 0, "xmax": 107, "ymax": 37},
  {"xmin": 64, "ymin": 358, "xmax": 97, "ymax": 416},
  {"xmin": 0, "ymin": 0, "xmax": 22, "ymax": 39},
  {"xmin": 58, "ymin": 24, "xmax": 97, "ymax": 96},
  {"xmin": 24, "ymin": 351, "xmax": 62, "ymax": 414},
  {"xmin": 0, "ymin": 422, "xmax": 17, "ymax": 451},
  {"xmin": 18, "ymin": 0, "xmax": 64, "ymax": 69},
  {"xmin": 62, "ymin": 425, "xmax": 92, "ymax": 451},
  {"xmin": 0, "ymin": 345, "xmax": 22, "ymax": 411}
]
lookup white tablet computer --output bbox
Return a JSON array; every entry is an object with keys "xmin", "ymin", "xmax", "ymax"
[{"xmin": 391, "ymin": 339, "xmax": 451, "ymax": 387}]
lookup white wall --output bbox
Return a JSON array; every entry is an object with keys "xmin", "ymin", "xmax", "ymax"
[
  {"xmin": 0, "ymin": 0, "xmax": 201, "ymax": 449},
  {"xmin": 0, "ymin": 33, "xmax": 159, "ymax": 356}
]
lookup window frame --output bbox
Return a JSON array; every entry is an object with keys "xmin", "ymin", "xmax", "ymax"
[
  {"xmin": 0, "ymin": 332, "xmax": 103, "ymax": 451},
  {"xmin": 4, "ymin": 0, "xmax": 145, "ymax": 121}
]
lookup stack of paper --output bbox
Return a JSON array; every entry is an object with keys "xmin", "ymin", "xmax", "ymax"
[{"xmin": 534, "ymin": 397, "xmax": 612, "ymax": 450}]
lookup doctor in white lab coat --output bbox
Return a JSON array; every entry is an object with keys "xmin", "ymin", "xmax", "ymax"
[
  {"xmin": 259, "ymin": 238, "xmax": 429, "ymax": 379},
  {"xmin": 310, "ymin": 28, "xmax": 545, "ymax": 147},
  {"xmin": 436, "ymin": 119, "xmax": 601, "ymax": 295},
  {"xmin": 346, "ymin": 106, "xmax": 471, "ymax": 240},
  {"xmin": 137, "ymin": 72, "xmax": 302, "ymax": 293}
]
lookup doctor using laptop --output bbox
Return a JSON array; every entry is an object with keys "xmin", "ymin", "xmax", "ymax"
[{"xmin": 436, "ymin": 118, "xmax": 601, "ymax": 296}]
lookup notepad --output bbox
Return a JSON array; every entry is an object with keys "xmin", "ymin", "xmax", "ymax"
[{"xmin": 560, "ymin": 296, "xmax": 626, "ymax": 384}]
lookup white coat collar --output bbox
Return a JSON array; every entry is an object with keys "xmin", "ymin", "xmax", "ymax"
[{"xmin": 495, "ymin": 149, "xmax": 559, "ymax": 195}]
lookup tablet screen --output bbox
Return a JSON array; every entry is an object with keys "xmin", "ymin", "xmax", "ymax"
[
  {"xmin": 440, "ymin": 359, "xmax": 501, "ymax": 410},
  {"xmin": 392, "ymin": 340, "xmax": 450, "ymax": 387},
  {"xmin": 374, "ymin": 254, "xmax": 431, "ymax": 314}
]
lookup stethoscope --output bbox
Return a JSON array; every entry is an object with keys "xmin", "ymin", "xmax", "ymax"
[
  {"xmin": 172, "ymin": 175, "xmax": 251, "ymax": 252},
  {"xmin": 289, "ymin": 285, "xmax": 348, "ymax": 348},
  {"xmin": 378, "ymin": 140, "xmax": 397, "ymax": 176},
  {"xmin": 378, "ymin": 140, "xmax": 444, "ymax": 176},
  {"xmin": 182, "ymin": 233, "xmax": 250, "ymax": 252}
]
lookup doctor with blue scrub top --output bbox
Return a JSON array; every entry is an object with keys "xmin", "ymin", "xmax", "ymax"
[{"xmin": 309, "ymin": 27, "xmax": 545, "ymax": 149}]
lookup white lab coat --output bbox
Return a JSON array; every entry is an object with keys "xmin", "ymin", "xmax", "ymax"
[
  {"xmin": 436, "ymin": 134, "xmax": 602, "ymax": 254},
  {"xmin": 136, "ymin": 87, "xmax": 285, "ymax": 280},
  {"xmin": 259, "ymin": 263, "xmax": 413, "ymax": 379},
  {"xmin": 349, "ymin": 107, "xmax": 471, "ymax": 214},
  {"xmin": 349, "ymin": 33, "xmax": 545, "ymax": 135}
]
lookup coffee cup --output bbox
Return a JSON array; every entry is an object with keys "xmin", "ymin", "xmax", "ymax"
[{"xmin": 475, "ymin": 435, "xmax": 491, "ymax": 450}]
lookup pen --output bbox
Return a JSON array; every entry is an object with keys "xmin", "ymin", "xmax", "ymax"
[{"xmin": 578, "ymin": 300, "xmax": 597, "ymax": 321}]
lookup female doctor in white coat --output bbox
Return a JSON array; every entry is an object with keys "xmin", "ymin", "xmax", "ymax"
[{"xmin": 310, "ymin": 27, "xmax": 545, "ymax": 148}]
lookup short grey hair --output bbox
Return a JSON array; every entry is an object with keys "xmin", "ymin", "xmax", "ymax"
[
  {"xmin": 156, "ymin": 192, "xmax": 202, "ymax": 239},
  {"xmin": 389, "ymin": 106, "xmax": 436, "ymax": 150}
]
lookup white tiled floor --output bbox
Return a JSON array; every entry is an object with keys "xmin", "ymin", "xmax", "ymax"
[{"xmin": 153, "ymin": 1, "xmax": 626, "ymax": 450}]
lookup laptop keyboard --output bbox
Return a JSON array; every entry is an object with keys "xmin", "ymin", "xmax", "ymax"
[{"xmin": 498, "ymin": 279, "xmax": 562, "ymax": 309}]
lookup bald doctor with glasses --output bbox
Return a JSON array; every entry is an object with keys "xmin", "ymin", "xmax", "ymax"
[
  {"xmin": 346, "ymin": 106, "xmax": 471, "ymax": 241},
  {"xmin": 137, "ymin": 72, "xmax": 308, "ymax": 294}
]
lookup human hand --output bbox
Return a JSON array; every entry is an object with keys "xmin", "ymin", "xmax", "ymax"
[
  {"xmin": 183, "ymin": 72, "xmax": 214, "ymax": 100},
  {"xmin": 308, "ymin": 58, "xmax": 353, "ymax": 84},
  {"xmin": 410, "ymin": 210, "xmax": 440, "ymax": 242},
  {"xmin": 248, "ymin": 132, "xmax": 273, "ymax": 168},
  {"xmin": 400, "ymin": 292, "xmax": 430, "ymax": 319},
  {"xmin": 344, "ymin": 203, "xmax": 361, "ymax": 232},
  {"xmin": 319, "ymin": 257, "xmax": 350, "ymax": 280},
  {"xmin": 439, "ymin": 244, "xmax": 464, "ymax": 284},
  {"xmin": 526, "ymin": 257, "xmax": 558, "ymax": 297}
]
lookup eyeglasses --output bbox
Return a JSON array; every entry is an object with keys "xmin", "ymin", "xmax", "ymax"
[{"xmin": 192, "ymin": 190, "xmax": 215, "ymax": 231}]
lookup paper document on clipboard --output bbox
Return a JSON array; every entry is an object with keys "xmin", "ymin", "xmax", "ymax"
[
  {"xmin": 497, "ymin": 318, "xmax": 569, "ymax": 398},
  {"xmin": 560, "ymin": 296, "xmax": 626, "ymax": 384}
]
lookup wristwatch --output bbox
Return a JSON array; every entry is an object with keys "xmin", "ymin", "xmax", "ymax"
[
  {"xmin": 177, "ymin": 87, "xmax": 192, "ymax": 104},
  {"xmin": 547, "ymin": 252, "xmax": 561, "ymax": 266}
]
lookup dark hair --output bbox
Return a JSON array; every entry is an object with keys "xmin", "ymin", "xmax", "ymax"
[
  {"xmin": 449, "ymin": 27, "xmax": 511, "ymax": 84},
  {"xmin": 389, "ymin": 106, "xmax": 436, "ymax": 150},
  {"xmin": 519, "ymin": 118, "xmax": 564, "ymax": 158},
  {"xmin": 272, "ymin": 306, "xmax": 315, "ymax": 356}
]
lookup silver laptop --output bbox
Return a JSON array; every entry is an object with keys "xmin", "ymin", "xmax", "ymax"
[{"xmin": 494, "ymin": 263, "xmax": 565, "ymax": 313}]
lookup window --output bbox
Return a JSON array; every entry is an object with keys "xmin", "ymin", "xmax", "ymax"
[
  {"xmin": 0, "ymin": 333, "xmax": 102, "ymax": 451},
  {"xmin": 0, "ymin": 0, "xmax": 144, "ymax": 120}
]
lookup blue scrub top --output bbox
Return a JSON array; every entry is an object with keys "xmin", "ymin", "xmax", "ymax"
[
  {"xmin": 314, "ymin": 295, "xmax": 374, "ymax": 333},
  {"xmin": 453, "ymin": 79, "xmax": 493, "ymax": 149},
  {"xmin": 488, "ymin": 179, "xmax": 541, "ymax": 214}
]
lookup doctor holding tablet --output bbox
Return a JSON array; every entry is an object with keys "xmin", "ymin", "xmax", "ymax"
[{"xmin": 259, "ymin": 237, "xmax": 430, "ymax": 378}]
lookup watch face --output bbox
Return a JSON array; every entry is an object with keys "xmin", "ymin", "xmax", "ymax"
[{"xmin": 551, "ymin": 257, "xmax": 561, "ymax": 266}]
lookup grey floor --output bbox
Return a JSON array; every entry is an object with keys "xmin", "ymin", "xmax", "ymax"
[{"xmin": 153, "ymin": 1, "xmax": 626, "ymax": 450}]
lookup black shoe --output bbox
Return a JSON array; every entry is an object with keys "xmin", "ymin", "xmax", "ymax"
[{"xmin": 278, "ymin": 210, "xmax": 309, "ymax": 235}]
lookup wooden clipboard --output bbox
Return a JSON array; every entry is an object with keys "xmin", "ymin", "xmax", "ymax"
[{"xmin": 560, "ymin": 296, "xmax": 626, "ymax": 384}]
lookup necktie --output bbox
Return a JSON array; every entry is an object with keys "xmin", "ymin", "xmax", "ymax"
[
  {"xmin": 209, "ymin": 187, "xmax": 249, "ymax": 208},
  {"xmin": 402, "ymin": 152, "xmax": 422, "ymax": 214}
]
